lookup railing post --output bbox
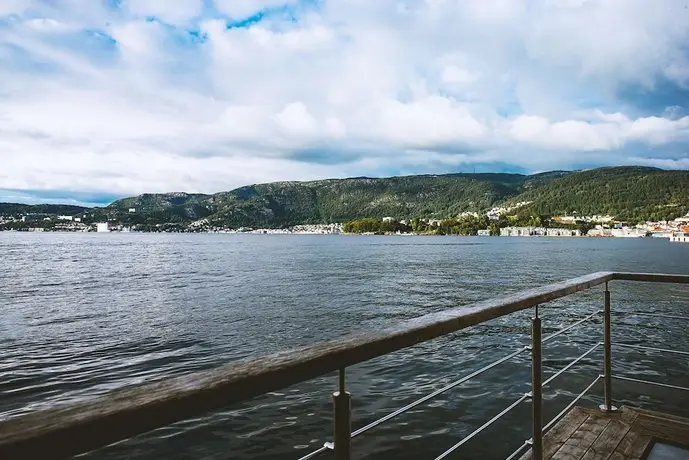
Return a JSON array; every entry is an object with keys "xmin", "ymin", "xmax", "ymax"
[
  {"xmin": 600, "ymin": 282, "xmax": 618, "ymax": 412},
  {"xmin": 333, "ymin": 368, "xmax": 351, "ymax": 460},
  {"xmin": 531, "ymin": 306, "xmax": 543, "ymax": 460}
]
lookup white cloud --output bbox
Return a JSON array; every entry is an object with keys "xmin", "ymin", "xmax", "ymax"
[
  {"xmin": 122, "ymin": 0, "xmax": 203, "ymax": 25},
  {"xmin": 109, "ymin": 20, "xmax": 167, "ymax": 62},
  {"xmin": 214, "ymin": 0, "xmax": 299, "ymax": 19},
  {"xmin": 273, "ymin": 102, "xmax": 318, "ymax": 138},
  {"xmin": 508, "ymin": 115, "xmax": 619, "ymax": 151},
  {"xmin": 0, "ymin": 0, "xmax": 34, "ymax": 16},
  {"xmin": 372, "ymin": 96, "xmax": 487, "ymax": 146},
  {"xmin": 628, "ymin": 116, "xmax": 689, "ymax": 144},
  {"xmin": 509, "ymin": 114, "xmax": 689, "ymax": 151},
  {"xmin": 441, "ymin": 65, "xmax": 480, "ymax": 85},
  {"xmin": 627, "ymin": 156, "xmax": 689, "ymax": 170},
  {"xmin": 23, "ymin": 18, "xmax": 76, "ymax": 33},
  {"xmin": 0, "ymin": 0, "xmax": 688, "ymax": 199},
  {"xmin": 522, "ymin": 0, "xmax": 689, "ymax": 87}
]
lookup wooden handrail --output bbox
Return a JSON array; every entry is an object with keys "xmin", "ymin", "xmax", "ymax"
[
  {"xmin": 612, "ymin": 272, "xmax": 689, "ymax": 284},
  {"xmin": 1, "ymin": 271, "xmax": 687, "ymax": 459}
]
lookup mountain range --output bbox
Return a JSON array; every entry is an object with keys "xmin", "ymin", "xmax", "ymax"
[{"xmin": 2, "ymin": 166, "xmax": 688, "ymax": 227}]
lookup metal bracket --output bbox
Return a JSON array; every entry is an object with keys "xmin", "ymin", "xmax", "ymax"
[{"xmin": 598, "ymin": 404, "xmax": 619, "ymax": 413}]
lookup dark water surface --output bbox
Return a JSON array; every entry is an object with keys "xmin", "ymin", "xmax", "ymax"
[{"xmin": 1, "ymin": 233, "xmax": 688, "ymax": 459}]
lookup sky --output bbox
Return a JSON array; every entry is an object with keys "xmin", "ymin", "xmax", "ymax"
[{"xmin": 1, "ymin": 0, "xmax": 689, "ymax": 205}]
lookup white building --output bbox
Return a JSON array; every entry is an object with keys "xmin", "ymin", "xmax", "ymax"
[
  {"xmin": 500, "ymin": 226, "xmax": 547, "ymax": 236},
  {"xmin": 128, "ymin": 208, "xmax": 136, "ymax": 213},
  {"xmin": 57, "ymin": 215, "xmax": 73, "ymax": 221},
  {"xmin": 96, "ymin": 222, "xmax": 110, "ymax": 233},
  {"xmin": 500, "ymin": 227, "xmax": 581, "ymax": 237},
  {"xmin": 487, "ymin": 201, "xmax": 532, "ymax": 220},
  {"xmin": 670, "ymin": 233, "xmax": 689, "ymax": 243},
  {"xmin": 382, "ymin": 217, "xmax": 396, "ymax": 223},
  {"xmin": 546, "ymin": 228, "xmax": 582, "ymax": 237},
  {"xmin": 477, "ymin": 229, "xmax": 491, "ymax": 236},
  {"xmin": 610, "ymin": 228, "xmax": 646, "ymax": 238}
]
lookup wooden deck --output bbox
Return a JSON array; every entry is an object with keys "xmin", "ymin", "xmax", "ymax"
[{"xmin": 519, "ymin": 406, "xmax": 689, "ymax": 460}]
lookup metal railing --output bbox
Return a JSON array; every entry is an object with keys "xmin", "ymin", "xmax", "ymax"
[{"xmin": 0, "ymin": 271, "xmax": 688, "ymax": 459}]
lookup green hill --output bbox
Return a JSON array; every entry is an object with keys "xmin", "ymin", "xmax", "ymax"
[
  {"xmin": 107, "ymin": 173, "xmax": 544, "ymax": 228},
  {"xmin": 0, "ymin": 203, "xmax": 89, "ymax": 216},
  {"xmin": 507, "ymin": 166, "xmax": 689, "ymax": 222},
  {"xmin": 4, "ymin": 166, "xmax": 688, "ymax": 229},
  {"xmin": 105, "ymin": 166, "xmax": 689, "ymax": 227}
]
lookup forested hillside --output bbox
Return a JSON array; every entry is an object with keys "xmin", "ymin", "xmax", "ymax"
[
  {"xmin": 0, "ymin": 203, "xmax": 88, "ymax": 216},
  {"xmin": 107, "ymin": 173, "xmax": 544, "ymax": 228},
  {"xmin": 3, "ymin": 166, "xmax": 687, "ymax": 228},
  {"xmin": 508, "ymin": 167, "xmax": 689, "ymax": 222}
]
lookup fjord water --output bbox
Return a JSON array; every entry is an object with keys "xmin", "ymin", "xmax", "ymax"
[{"xmin": 1, "ymin": 233, "xmax": 688, "ymax": 459}]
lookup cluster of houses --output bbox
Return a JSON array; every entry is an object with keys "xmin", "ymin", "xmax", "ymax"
[
  {"xmin": 0, "ymin": 212, "xmax": 119, "ymax": 233},
  {"xmin": 486, "ymin": 202, "xmax": 533, "ymax": 220},
  {"xmin": 636, "ymin": 216, "xmax": 689, "ymax": 237},
  {"xmin": 493, "ymin": 214, "xmax": 689, "ymax": 240},
  {"xmin": 210, "ymin": 224, "xmax": 344, "ymax": 235},
  {"xmin": 499, "ymin": 227, "xmax": 582, "ymax": 237},
  {"xmin": 381, "ymin": 211, "xmax": 689, "ymax": 240},
  {"xmin": 0, "ymin": 213, "xmax": 88, "ymax": 232}
]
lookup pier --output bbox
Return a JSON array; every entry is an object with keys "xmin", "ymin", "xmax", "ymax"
[
  {"xmin": 0, "ymin": 272, "xmax": 688, "ymax": 459},
  {"xmin": 519, "ymin": 406, "xmax": 689, "ymax": 460}
]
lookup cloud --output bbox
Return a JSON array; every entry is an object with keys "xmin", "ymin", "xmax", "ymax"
[
  {"xmin": 441, "ymin": 66, "xmax": 480, "ymax": 85},
  {"xmin": 0, "ymin": 0, "xmax": 688, "ymax": 202},
  {"xmin": 121, "ymin": 0, "xmax": 204, "ymax": 25},
  {"xmin": 508, "ymin": 113, "xmax": 689, "ymax": 151},
  {"xmin": 214, "ymin": 0, "xmax": 301, "ymax": 19}
]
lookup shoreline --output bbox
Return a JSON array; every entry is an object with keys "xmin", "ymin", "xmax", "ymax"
[{"xmin": 0, "ymin": 229, "xmax": 664, "ymax": 239}]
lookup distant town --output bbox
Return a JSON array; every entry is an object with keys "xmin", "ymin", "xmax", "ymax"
[{"xmin": 2, "ymin": 201, "xmax": 688, "ymax": 241}]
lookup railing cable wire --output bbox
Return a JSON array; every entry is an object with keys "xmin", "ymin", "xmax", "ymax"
[
  {"xmin": 297, "ymin": 445, "xmax": 329, "ymax": 460},
  {"xmin": 434, "ymin": 394, "xmax": 530, "ymax": 460},
  {"xmin": 543, "ymin": 310, "xmax": 601, "ymax": 344},
  {"xmin": 542, "ymin": 342, "xmax": 601, "ymax": 388},
  {"xmin": 612, "ymin": 375, "xmax": 689, "ymax": 392},
  {"xmin": 352, "ymin": 347, "xmax": 528, "ymax": 438},
  {"xmin": 615, "ymin": 343, "xmax": 689, "ymax": 356},
  {"xmin": 543, "ymin": 375, "xmax": 601, "ymax": 434}
]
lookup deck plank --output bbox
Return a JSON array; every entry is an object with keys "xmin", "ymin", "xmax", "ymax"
[
  {"xmin": 518, "ymin": 407, "xmax": 591, "ymax": 460},
  {"xmin": 544, "ymin": 408, "xmax": 592, "ymax": 460},
  {"xmin": 607, "ymin": 432, "xmax": 652, "ymax": 460},
  {"xmin": 551, "ymin": 414, "xmax": 611, "ymax": 460},
  {"xmin": 535, "ymin": 406, "xmax": 689, "ymax": 460},
  {"xmin": 579, "ymin": 418, "xmax": 631, "ymax": 460}
]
